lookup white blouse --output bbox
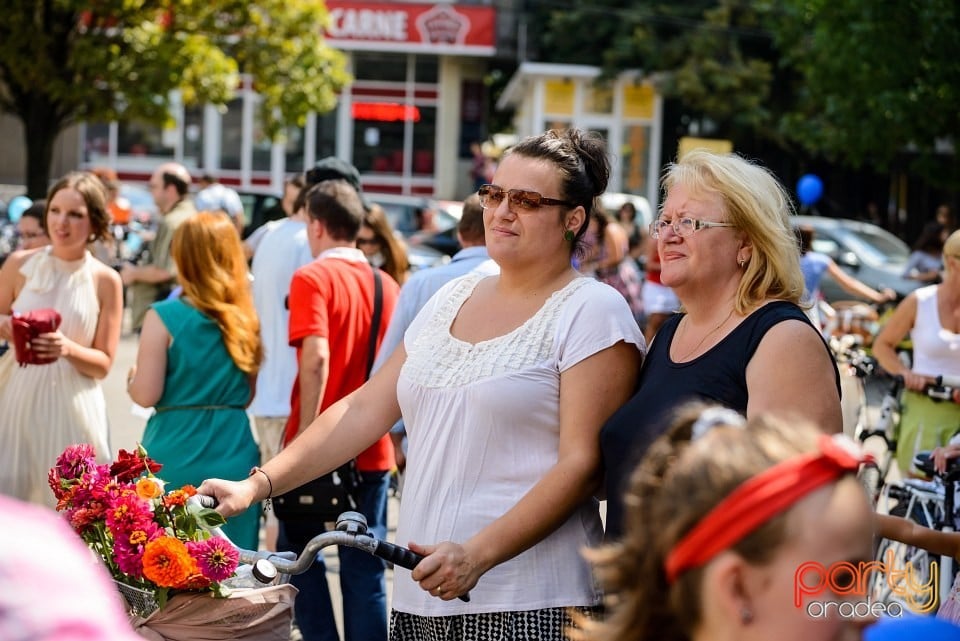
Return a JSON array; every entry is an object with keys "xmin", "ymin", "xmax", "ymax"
[
  {"xmin": 392, "ymin": 273, "xmax": 645, "ymax": 615},
  {"xmin": 911, "ymin": 285, "xmax": 960, "ymax": 380}
]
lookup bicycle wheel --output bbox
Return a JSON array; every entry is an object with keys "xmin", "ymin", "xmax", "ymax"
[
  {"xmin": 871, "ymin": 486, "xmax": 943, "ymax": 614},
  {"xmin": 871, "ymin": 537, "xmax": 940, "ymax": 614}
]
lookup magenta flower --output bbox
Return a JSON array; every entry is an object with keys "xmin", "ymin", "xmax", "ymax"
[
  {"xmin": 105, "ymin": 489, "xmax": 154, "ymax": 537},
  {"xmin": 113, "ymin": 522, "xmax": 161, "ymax": 578},
  {"xmin": 187, "ymin": 538, "xmax": 239, "ymax": 582},
  {"xmin": 54, "ymin": 444, "xmax": 98, "ymax": 480},
  {"xmin": 49, "ymin": 445, "xmax": 99, "ymax": 500}
]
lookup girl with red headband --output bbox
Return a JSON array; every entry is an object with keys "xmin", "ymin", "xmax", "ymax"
[{"xmin": 577, "ymin": 404, "xmax": 874, "ymax": 641}]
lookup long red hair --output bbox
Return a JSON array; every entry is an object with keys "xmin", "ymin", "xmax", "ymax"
[{"xmin": 171, "ymin": 211, "xmax": 262, "ymax": 374}]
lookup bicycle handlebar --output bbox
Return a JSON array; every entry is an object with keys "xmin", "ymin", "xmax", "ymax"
[
  {"xmin": 922, "ymin": 375, "xmax": 960, "ymax": 402},
  {"xmin": 191, "ymin": 496, "xmax": 470, "ymax": 602}
]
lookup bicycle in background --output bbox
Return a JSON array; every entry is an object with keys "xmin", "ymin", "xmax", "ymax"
[{"xmin": 872, "ymin": 453, "xmax": 960, "ymax": 618}]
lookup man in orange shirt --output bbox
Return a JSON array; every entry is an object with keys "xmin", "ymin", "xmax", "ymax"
[{"xmin": 281, "ymin": 173, "xmax": 399, "ymax": 641}]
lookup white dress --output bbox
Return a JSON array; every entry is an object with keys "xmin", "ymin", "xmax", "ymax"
[
  {"xmin": 0, "ymin": 248, "xmax": 110, "ymax": 507},
  {"xmin": 393, "ymin": 273, "xmax": 645, "ymax": 616}
]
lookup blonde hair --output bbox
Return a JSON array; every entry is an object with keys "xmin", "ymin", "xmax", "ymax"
[
  {"xmin": 576, "ymin": 404, "xmax": 835, "ymax": 641},
  {"xmin": 944, "ymin": 229, "xmax": 960, "ymax": 274},
  {"xmin": 661, "ymin": 151, "xmax": 805, "ymax": 314},
  {"xmin": 171, "ymin": 212, "xmax": 263, "ymax": 374}
]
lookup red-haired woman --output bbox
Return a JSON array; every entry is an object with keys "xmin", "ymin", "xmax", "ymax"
[{"xmin": 128, "ymin": 211, "xmax": 263, "ymax": 548}]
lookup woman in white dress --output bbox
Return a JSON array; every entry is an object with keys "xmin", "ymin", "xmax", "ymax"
[
  {"xmin": 0, "ymin": 172, "xmax": 123, "ymax": 507},
  {"xmin": 202, "ymin": 129, "xmax": 646, "ymax": 641}
]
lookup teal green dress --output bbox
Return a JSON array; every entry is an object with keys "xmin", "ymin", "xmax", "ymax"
[{"xmin": 141, "ymin": 299, "xmax": 260, "ymax": 549}]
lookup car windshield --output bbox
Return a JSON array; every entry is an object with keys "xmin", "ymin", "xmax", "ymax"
[
  {"xmin": 834, "ymin": 225, "xmax": 909, "ymax": 266},
  {"xmin": 376, "ymin": 201, "xmax": 458, "ymax": 235}
]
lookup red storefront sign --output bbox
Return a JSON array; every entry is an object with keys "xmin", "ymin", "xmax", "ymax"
[{"xmin": 324, "ymin": 2, "xmax": 496, "ymax": 55}]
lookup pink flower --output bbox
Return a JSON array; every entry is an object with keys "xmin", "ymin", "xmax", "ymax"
[
  {"xmin": 68, "ymin": 504, "xmax": 106, "ymax": 532},
  {"xmin": 105, "ymin": 489, "xmax": 154, "ymax": 537},
  {"xmin": 48, "ymin": 444, "xmax": 99, "ymax": 500},
  {"xmin": 54, "ymin": 444, "xmax": 98, "ymax": 480},
  {"xmin": 187, "ymin": 537, "xmax": 239, "ymax": 582},
  {"xmin": 113, "ymin": 521, "xmax": 161, "ymax": 578}
]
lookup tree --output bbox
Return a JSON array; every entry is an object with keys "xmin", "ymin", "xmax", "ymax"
[
  {"xmin": 774, "ymin": 0, "xmax": 960, "ymax": 185},
  {"xmin": 529, "ymin": 0, "xmax": 960, "ymax": 189},
  {"xmin": 0, "ymin": 1, "xmax": 351, "ymax": 198}
]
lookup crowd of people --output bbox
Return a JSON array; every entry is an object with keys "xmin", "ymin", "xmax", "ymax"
[{"xmin": 2, "ymin": 130, "xmax": 960, "ymax": 641}]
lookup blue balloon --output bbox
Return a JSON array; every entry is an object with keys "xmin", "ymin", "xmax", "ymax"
[
  {"xmin": 796, "ymin": 174, "xmax": 824, "ymax": 207},
  {"xmin": 6, "ymin": 195, "xmax": 32, "ymax": 223}
]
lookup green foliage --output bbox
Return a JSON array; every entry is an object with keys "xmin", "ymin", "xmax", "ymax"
[
  {"xmin": 0, "ymin": 0, "xmax": 350, "ymax": 194},
  {"xmin": 529, "ymin": 0, "xmax": 960, "ymax": 186},
  {"xmin": 774, "ymin": 0, "xmax": 960, "ymax": 176}
]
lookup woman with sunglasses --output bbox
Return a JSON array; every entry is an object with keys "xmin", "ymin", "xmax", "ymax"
[
  {"xmin": 201, "ymin": 128, "xmax": 644, "ymax": 640},
  {"xmin": 357, "ymin": 203, "xmax": 411, "ymax": 285},
  {"xmin": 600, "ymin": 150, "xmax": 842, "ymax": 540}
]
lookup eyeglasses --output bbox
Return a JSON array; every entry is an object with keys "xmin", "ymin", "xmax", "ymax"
[
  {"xmin": 477, "ymin": 184, "xmax": 573, "ymax": 211},
  {"xmin": 18, "ymin": 231, "xmax": 47, "ymax": 240},
  {"xmin": 650, "ymin": 217, "xmax": 736, "ymax": 239},
  {"xmin": 356, "ymin": 238, "xmax": 379, "ymax": 246}
]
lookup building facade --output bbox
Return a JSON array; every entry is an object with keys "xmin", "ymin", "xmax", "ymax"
[
  {"xmin": 1, "ymin": 1, "xmax": 664, "ymax": 210},
  {"xmin": 498, "ymin": 62, "xmax": 663, "ymax": 208},
  {"xmin": 79, "ymin": 1, "xmax": 497, "ymax": 200}
]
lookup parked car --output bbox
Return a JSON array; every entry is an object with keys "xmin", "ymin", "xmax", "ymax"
[
  {"xmin": 793, "ymin": 215, "xmax": 922, "ymax": 302},
  {"xmin": 367, "ymin": 193, "xmax": 459, "ymax": 236},
  {"xmin": 367, "ymin": 193, "xmax": 461, "ymax": 258},
  {"xmin": 237, "ymin": 188, "xmax": 283, "ymax": 239}
]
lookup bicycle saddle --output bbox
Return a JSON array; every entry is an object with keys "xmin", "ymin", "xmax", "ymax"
[{"xmin": 913, "ymin": 451, "xmax": 960, "ymax": 483}]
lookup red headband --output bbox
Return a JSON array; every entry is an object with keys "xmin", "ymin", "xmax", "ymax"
[{"xmin": 664, "ymin": 434, "xmax": 864, "ymax": 584}]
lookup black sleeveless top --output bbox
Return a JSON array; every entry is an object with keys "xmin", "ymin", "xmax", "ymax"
[{"xmin": 600, "ymin": 301, "xmax": 840, "ymax": 539}]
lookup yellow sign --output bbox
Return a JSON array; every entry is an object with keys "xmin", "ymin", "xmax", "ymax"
[
  {"xmin": 678, "ymin": 137, "xmax": 733, "ymax": 159},
  {"xmin": 623, "ymin": 84, "xmax": 655, "ymax": 119},
  {"xmin": 544, "ymin": 80, "xmax": 574, "ymax": 115}
]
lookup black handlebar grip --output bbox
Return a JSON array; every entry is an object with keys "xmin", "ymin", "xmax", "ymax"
[
  {"xmin": 375, "ymin": 539, "xmax": 424, "ymax": 570},
  {"xmin": 375, "ymin": 540, "xmax": 471, "ymax": 602}
]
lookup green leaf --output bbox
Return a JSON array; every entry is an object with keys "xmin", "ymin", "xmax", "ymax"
[{"xmin": 196, "ymin": 508, "xmax": 227, "ymax": 529}]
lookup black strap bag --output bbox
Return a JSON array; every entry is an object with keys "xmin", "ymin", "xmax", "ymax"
[{"xmin": 272, "ymin": 266, "xmax": 383, "ymax": 523}]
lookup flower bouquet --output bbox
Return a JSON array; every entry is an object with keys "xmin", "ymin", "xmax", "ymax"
[
  {"xmin": 50, "ymin": 444, "xmax": 297, "ymax": 640},
  {"xmin": 48, "ymin": 444, "xmax": 240, "ymax": 617}
]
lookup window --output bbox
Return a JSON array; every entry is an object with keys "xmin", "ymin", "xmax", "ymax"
[
  {"xmin": 220, "ymin": 98, "xmax": 243, "ymax": 170},
  {"xmin": 84, "ymin": 122, "xmax": 111, "ymax": 163},
  {"xmin": 620, "ymin": 125, "xmax": 650, "ymax": 196},
  {"xmin": 354, "ymin": 53, "xmax": 407, "ymax": 82},
  {"xmin": 118, "ymin": 121, "xmax": 172, "ymax": 157},
  {"xmin": 183, "ymin": 105, "xmax": 204, "ymax": 169},
  {"xmin": 314, "ymin": 111, "xmax": 337, "ymax": 162}
]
